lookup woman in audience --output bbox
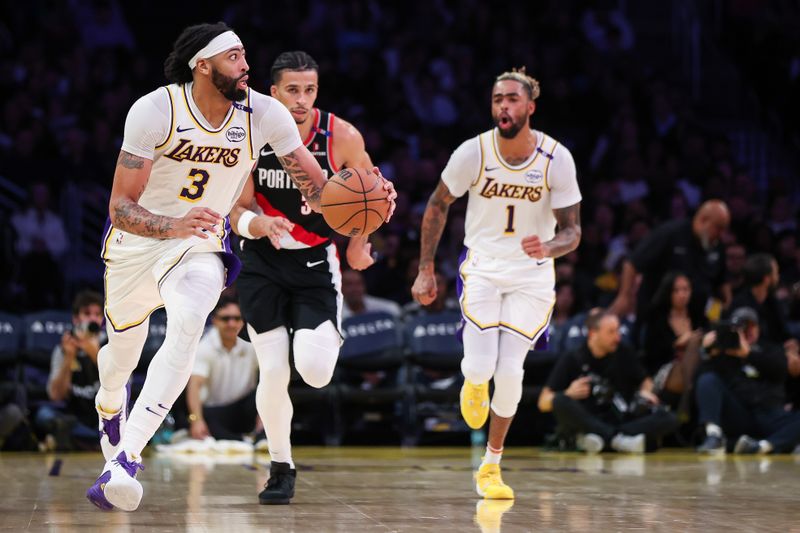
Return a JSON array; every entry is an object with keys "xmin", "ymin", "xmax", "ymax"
[{"xmin": 643, "ymin": 272, "xmax": 706, "ymax": 416}]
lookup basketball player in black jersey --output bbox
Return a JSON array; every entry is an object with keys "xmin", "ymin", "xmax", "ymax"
[{"xmin": 230, "ymin": 51, "xmax": 395, "ymax": 505}]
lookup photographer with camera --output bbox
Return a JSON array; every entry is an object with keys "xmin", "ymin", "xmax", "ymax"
[
  {"xmin": 696, "ymin": 307, "xmax": 800, "ymax": 454},
  {"xmin": 34, "ymin": 290, "xmax": 105, "ymax": 450},
  {"xmin": 539, "ymin": 309, "xmax": 679, "ymax": 453}
]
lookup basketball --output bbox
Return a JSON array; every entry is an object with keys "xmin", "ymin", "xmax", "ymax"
[{"xmin": 320, "ymin": 167, "xmax": 391, "ymax": 237}]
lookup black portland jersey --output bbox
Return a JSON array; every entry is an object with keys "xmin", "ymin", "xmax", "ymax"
[{"xmin": 251, "ymin": 108, "xmax": 338, "ymax": 249}]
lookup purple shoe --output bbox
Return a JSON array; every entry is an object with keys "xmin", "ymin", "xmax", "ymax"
[
  {"xmin": 86, "ymin": 451, "xmax": 144, "ymax": 512},
  {"xmin": 86, "ymin": 470, "xmax": 113, "ymax": 510}
]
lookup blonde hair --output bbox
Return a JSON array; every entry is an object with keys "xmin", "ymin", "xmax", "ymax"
[{"xmin": 495, "ymin": 67, "xmax": 541, "ymax": 100}]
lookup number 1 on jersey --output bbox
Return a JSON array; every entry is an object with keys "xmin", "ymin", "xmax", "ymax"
[{"xmin": 504, "ymin": 205, "xmax": 516, "ymax": 234}]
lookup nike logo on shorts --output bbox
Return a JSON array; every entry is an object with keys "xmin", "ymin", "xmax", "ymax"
[
  {"xmin": 260, "ymin": 148, "xmax": 275, "ymax": 156},
  {"xmin": 536, "ymin": 259, "xmax": 549, "ymax": 266},
  {"xmin": 306, "ymin": 260, "xmax": 325, "ymax": 268},
  {"xmin": 176, "ymin": 125, "xmax": 194, "ymax": 133}
]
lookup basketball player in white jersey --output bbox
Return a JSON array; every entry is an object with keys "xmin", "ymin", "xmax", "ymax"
[
  {"xmin": 86, "ymin": 23, "xmax": 329, "ymax": 512},
  {"xmin": 412, "ymin": 69, "xmax": 582, "ymax": 499},
  {"xmin": 230, "ymin": 51, "xmax": 395, "ymax": 505}
]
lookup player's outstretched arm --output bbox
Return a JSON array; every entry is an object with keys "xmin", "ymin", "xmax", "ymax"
[
  {"xmin": 411, "ymin": 181, "xmax": 456, "ymax": 305},
  {"xmin": 277, "ymin": 146, "xmax": 327, "ymax": 212},
  {"xmin": 230, "ymin": 172, "xmax": 294, "ymax": 249},
  {"xmin": 522, "ymin": 202, "xmax": 582, "ymax": 259},
  {"xmin": 109, "ymin": 150, "xmax": 220, "ymax": 239}
]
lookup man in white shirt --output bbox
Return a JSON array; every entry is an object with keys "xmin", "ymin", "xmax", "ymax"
[
  {"xmin": 186, "ymin": 298, "xmax": 258, "ymax": 441},
  {"xmin": 341, "ymin": 268, "xmax": 401, "ymax": 319}
]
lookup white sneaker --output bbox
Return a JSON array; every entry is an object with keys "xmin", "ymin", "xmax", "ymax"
[
  {"xmin": 97, "ymin": 383, "xmax": 129, "ymax": 461},
  {"xmin": 611, "ymin": 433, "xmax": 645, "ymax": 454},
  {"xmin": 576, "ymin": 433, "xmax": 605, "ymax": 454},
  {"xmin": 86, "ymin": 450, "xmax": 144, "ymax": 511}
]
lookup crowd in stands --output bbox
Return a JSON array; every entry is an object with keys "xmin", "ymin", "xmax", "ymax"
[{"xmin": 1, "ymin": 1, "xmax": 798, "ymax": 452}]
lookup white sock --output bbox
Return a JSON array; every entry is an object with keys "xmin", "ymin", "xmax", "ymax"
[
  {"xmin": 758, "ymin": 440, "xmax": 773, "ymax": 454},
  {"xmin": 705, "ymin": 423, "xmax": 723, "ymax": 438},
  {"xmin": 482, "ymin": 444, "xmax": 503, "ymax": 466}
]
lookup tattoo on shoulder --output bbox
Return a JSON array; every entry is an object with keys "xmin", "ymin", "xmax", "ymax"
[
  {"xmin": 277, "ymin": 150, "xmax": 322, "ymax": 206},
  {"xmin": 117, "ymin": 151, "xmax": 145, "ymax": 170}
]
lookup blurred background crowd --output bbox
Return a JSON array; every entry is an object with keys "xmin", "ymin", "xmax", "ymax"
[{"xmin": 0, "ymin": 0, "xmax": 798, "ymax": 452}]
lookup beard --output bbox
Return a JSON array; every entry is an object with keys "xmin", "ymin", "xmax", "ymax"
[
  {"xmin": 211, "ymin": 68, "xmax": 247, "ymax": 101},
  {"xmin": 493, "ymin": 113, "xmax": 528, "ymax": 139}
]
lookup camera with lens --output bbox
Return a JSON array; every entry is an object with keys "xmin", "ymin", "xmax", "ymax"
[
  {"xmin": 585, "ymin": 372, "xmax": 615, "ymax": 405},
  {"xmin": 70, "ymin": 321, "xmax": 101, "ymax": 337}
]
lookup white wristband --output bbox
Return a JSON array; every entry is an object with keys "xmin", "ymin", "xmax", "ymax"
[{"xmin": 237, "ymin": 210, "xmax": 257, "ymax": 239}]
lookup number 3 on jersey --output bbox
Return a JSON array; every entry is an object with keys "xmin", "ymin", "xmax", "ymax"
[{"xmin": 179, "ymin": 168, "xmax": 209, "ymax": 202}]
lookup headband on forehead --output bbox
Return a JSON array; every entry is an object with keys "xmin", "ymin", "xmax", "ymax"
[{"xmin": 188, "ymin": 31, "xmax": 243, "ymax": 69}]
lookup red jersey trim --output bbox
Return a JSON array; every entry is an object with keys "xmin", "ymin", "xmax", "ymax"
[
  {"xmin": 303, "ymin": 109, "xmax": 321, "ymax": 147},
  {"xmin": 327, "ymin": 113, "xmax": 340, "ymax": 173},
  {"xmin": 255, "ymin": 192, "xmax": 328, "ymax": 247}
]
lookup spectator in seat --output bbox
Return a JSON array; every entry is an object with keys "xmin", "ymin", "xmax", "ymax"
[
  {"xmin": 342, "ymin": 268, "xmax": 401, "ymax": 319},
  {"xmin": 10, "ymin": 182, "xmax": 69, "ymax": 310},
  {"xmin": 642, "ymin": 272, "xmax": 706, "ymax": 416},
  {"xmin": 730, "ymin": 253, "xmax": 793, "ymax": 345},
  {"xmin": 186, "ymin": 299, "xmax": 259, "ymax": 441},
  {"xmin": 35, "ymin": 290, "xmax": 104, "ymax": 450}
]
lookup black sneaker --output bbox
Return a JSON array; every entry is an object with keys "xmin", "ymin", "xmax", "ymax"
[
  {"xmin": 733, "ymin": 435, "xmax": 761, "ymax": 454},
  {"xmin": 258, "ymin": 461, "xmax": 296, "ymax": 505},
  {"xmin": 697, "ymin": 434, "xmax": 726, "ymax": 455}
]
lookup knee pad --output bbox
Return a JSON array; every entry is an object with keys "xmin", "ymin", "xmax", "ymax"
[
  {"xmin": 489, "ymin": 332, "xmax": 530, "ymax": 418},
  {"xmin": 490, "ymin": 367, "xmax": 525, "ymax": 418},
  {"xmin": 98, "ymin": 325, "xmax": 149, "ymax": 380},
  {"xmin": 460, "ymin": 325, "xmax": 499, "ymax": 384},
  {"xmin": 293, "ymin": 321, "xmax": 340, "ymax": 388},
  {"xmin": 249, "ymin": 325, "xmax": 291, "ymax": 380}
]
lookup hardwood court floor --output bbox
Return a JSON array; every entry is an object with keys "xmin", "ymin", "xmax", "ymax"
[{"xmin": 2, "ymin": 447, "xmax": 799, "ymax": 532}]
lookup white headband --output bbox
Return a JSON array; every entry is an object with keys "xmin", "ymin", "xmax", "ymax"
[{"xmin": 188, "ymin": 31, "xmax": 243, "ymax": 69}]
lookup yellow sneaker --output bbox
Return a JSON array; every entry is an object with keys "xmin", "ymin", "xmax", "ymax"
[
  {"xmin": 474, "ymin": 499, "xmax": 515, "ymax": 533},
  {"xmin": 460, "ymin": 380, "xmax": 489, "ymax": 429},
  {"xmin": 474, "ymin": 463, "xmax": 514, "ymax": 499}
]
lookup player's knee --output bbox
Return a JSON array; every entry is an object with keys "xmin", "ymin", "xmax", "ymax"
[
  {"xmin": 251, "ymin": 326, "xmax": 291, "ymax": 378},
  {"xmin": 490, "ymin": 367, "xmax": 524, "ymax": 418},
  {"xmin": 293, "ymin": 322, "xmax": 339, "ymax": 389}
]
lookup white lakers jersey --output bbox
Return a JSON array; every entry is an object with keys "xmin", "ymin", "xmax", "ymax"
[
  {"xmin": 441, "ymin": 128, "xmax": 581, "ymax": 261},
  {"xmin": 121, "ymin": 82, "xmax": 300, "ymax": 222}
]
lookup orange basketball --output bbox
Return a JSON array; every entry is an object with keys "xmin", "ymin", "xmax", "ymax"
[{"xmin": 320, "ymin": 168, "xmax": 390, "ymax": 237}]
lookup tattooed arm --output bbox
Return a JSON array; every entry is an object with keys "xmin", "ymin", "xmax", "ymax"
[
  {"xmin": 521, "ymin": 202, "xmax": 582, "ymax": 259},
  {"xmin": 411, "ymin": 181, "xmax": 457, "ymax": 305},
  {"xmin": 109, "ymin": 150, "xmax": 220, "ymax": 239},
  {"xmin": 277, "ymin": 146, "xmax": 327, "ymax": 212}
]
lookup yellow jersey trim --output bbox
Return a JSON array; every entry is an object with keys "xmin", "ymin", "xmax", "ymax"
[
  {"xmin": 458, "ymin": 249, "xmax": 500, "ymax": 330},
  {"xmin": 543, "ymin": 138, "xmax": 559, "ymax": 192},
  {"xmin": 155, "ymin": 86, "xmax": 175, "ymax": 150},
  {"xmin": 490, "ymin": 128, "xmax": 544, "ymax": 172},
  {"xmin": 182, "ymin": 84, "xmax": 234, "ymax": 134}
]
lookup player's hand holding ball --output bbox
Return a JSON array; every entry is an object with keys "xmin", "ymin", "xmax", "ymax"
[
  {"xmin": 521, "ymin": 235, "xmax": 551, "ymax": 260},
  {"xmin": 251, "ymin": 215, "xmax": 295, "ymax": 250},
  {"xmin": 320, "ymin": 167, "xmax": 394, "ymax": 237}
]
